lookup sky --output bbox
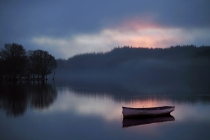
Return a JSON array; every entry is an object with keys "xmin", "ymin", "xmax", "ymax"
[{"xmin": 0, "ymin": 0, "xmax": 210, "ymax": 59}]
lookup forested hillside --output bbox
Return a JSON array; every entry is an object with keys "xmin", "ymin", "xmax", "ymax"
[
  {"xmin": 54, "ymin": 45, "xmax": 210, "ymax": 93},
  {"xmin": 56, "ymin": 45, "xmax": 210, "ymax": 74}
]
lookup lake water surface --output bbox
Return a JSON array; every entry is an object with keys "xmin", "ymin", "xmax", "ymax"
[{"xmin": 1, "ymin": 79, "xmax": 210, "ymax": 140}]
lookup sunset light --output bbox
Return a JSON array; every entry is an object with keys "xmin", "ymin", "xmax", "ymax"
[
  {"xmin": 32, "ymin": 19, "xmax": 203, "ymax": 59},
  {"xmin": 1, "ymin": 1, "xmax": 210, "ymax": 139}
]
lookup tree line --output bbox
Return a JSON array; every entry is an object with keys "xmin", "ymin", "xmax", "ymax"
[
  {"xmin": 0, "ymin": 43, "xmax": 57, "ymax": 81},
  {"xmin": 55, "ymin": 45, "xmax": 210, "ymax": 94},
  {"xmin": 56, "ymin": 45, "xmax": 210, "ymax": 72}
]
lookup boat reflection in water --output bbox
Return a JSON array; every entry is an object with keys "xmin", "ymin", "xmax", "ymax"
[{"xmin": 122, "ymin": 115, "xmax": 175, "ymax": 128}]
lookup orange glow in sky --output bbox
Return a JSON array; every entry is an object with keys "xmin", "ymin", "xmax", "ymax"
[
  {"xmin": 32, "ymin": 18, "xmax": 196, "ymax": 58},
  {"xmin": 111, "ymin": 19, "xmax": 192, "ymax": 48}
]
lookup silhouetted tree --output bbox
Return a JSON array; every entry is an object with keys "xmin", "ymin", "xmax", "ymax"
[
  {"xmin": 0, "ymin": 43, "xmax": 27, "ymax": 80},
  {"xmin": 0, "ymin": 58, "xmax": 4, "ymax": 78},
  {"xmin": 27, "ymin": 50, "xmax": 39, "ymax": 79},
  {"xmin": 28, "ymin": 50, "xmax": 57, "ymax": 79}
]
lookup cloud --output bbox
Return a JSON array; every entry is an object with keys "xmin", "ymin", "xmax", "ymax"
[
  {"xmin": 1, "ymin": 0, "xmax": 210, "ymax": 59},
  {"xmin": 32, "ymin": 18, "xmax": 210, "ymax": 59}
]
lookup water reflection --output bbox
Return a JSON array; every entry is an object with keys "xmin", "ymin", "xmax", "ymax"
[
  {"xmin": 122, "ymin": 115, "xmax": 175, "ymax": 128},
  {"xmin": 43, "ymin": 88, "xmax": 121, "ymax": 121},
  {"xmin": 1, "ymin": 78, "xmax": 210, "ymax": 140},
  {"xmin": 0, "ymin": 82, "xmax": 57, "ymax": 117},
  {"xmin": 37, "ymin": 86, "xmax": 210, "ymax": 124},
  {"xmin": 54, "ymin": 77, "xmax": 210, "ymax": 104},
  {"xmin": 1, "ymin": 78, "xmax": 210, "ymax": 120},
  {"xmin": 0, "ymin": 84, "xmax": 27, "ymax": 116}
]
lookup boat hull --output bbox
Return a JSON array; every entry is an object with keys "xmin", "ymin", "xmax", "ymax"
[{"xmin": 122, "ymin": 106, "xmax": 175, "ymax": 118}]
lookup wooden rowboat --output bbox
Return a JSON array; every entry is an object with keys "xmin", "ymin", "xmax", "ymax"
[{"xmin": 122, "ymin": 106, "xmax": 175, "ymax": 118}]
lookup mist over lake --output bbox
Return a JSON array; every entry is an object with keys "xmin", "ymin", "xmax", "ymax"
[
  {"xmin": 56, "ymin": 46, "xmax": 210, "ymax": 94},
  {"xmin": 1, "ymin": 77, "xmax": 210, "ymax": 140},
  {"xmin": 1, "ymin": 45, "xmax": 210, "ymax": 140},
  {"xmin": 1, "ymin": 0, "xmax": 210, "ymax": 139}
]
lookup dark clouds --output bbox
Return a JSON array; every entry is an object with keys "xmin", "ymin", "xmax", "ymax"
[
  {"xmin": 156, "ymin": 0, "xmax": 210, "ymax": 28},
  {"xmin": 0, "ymin": 0, "xmax": 210, "ymax": 58}
]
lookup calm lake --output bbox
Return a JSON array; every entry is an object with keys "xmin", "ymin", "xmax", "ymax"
[{"xmin": 1, "ymin": 78, "xmax": 210, "ymax": 140}]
